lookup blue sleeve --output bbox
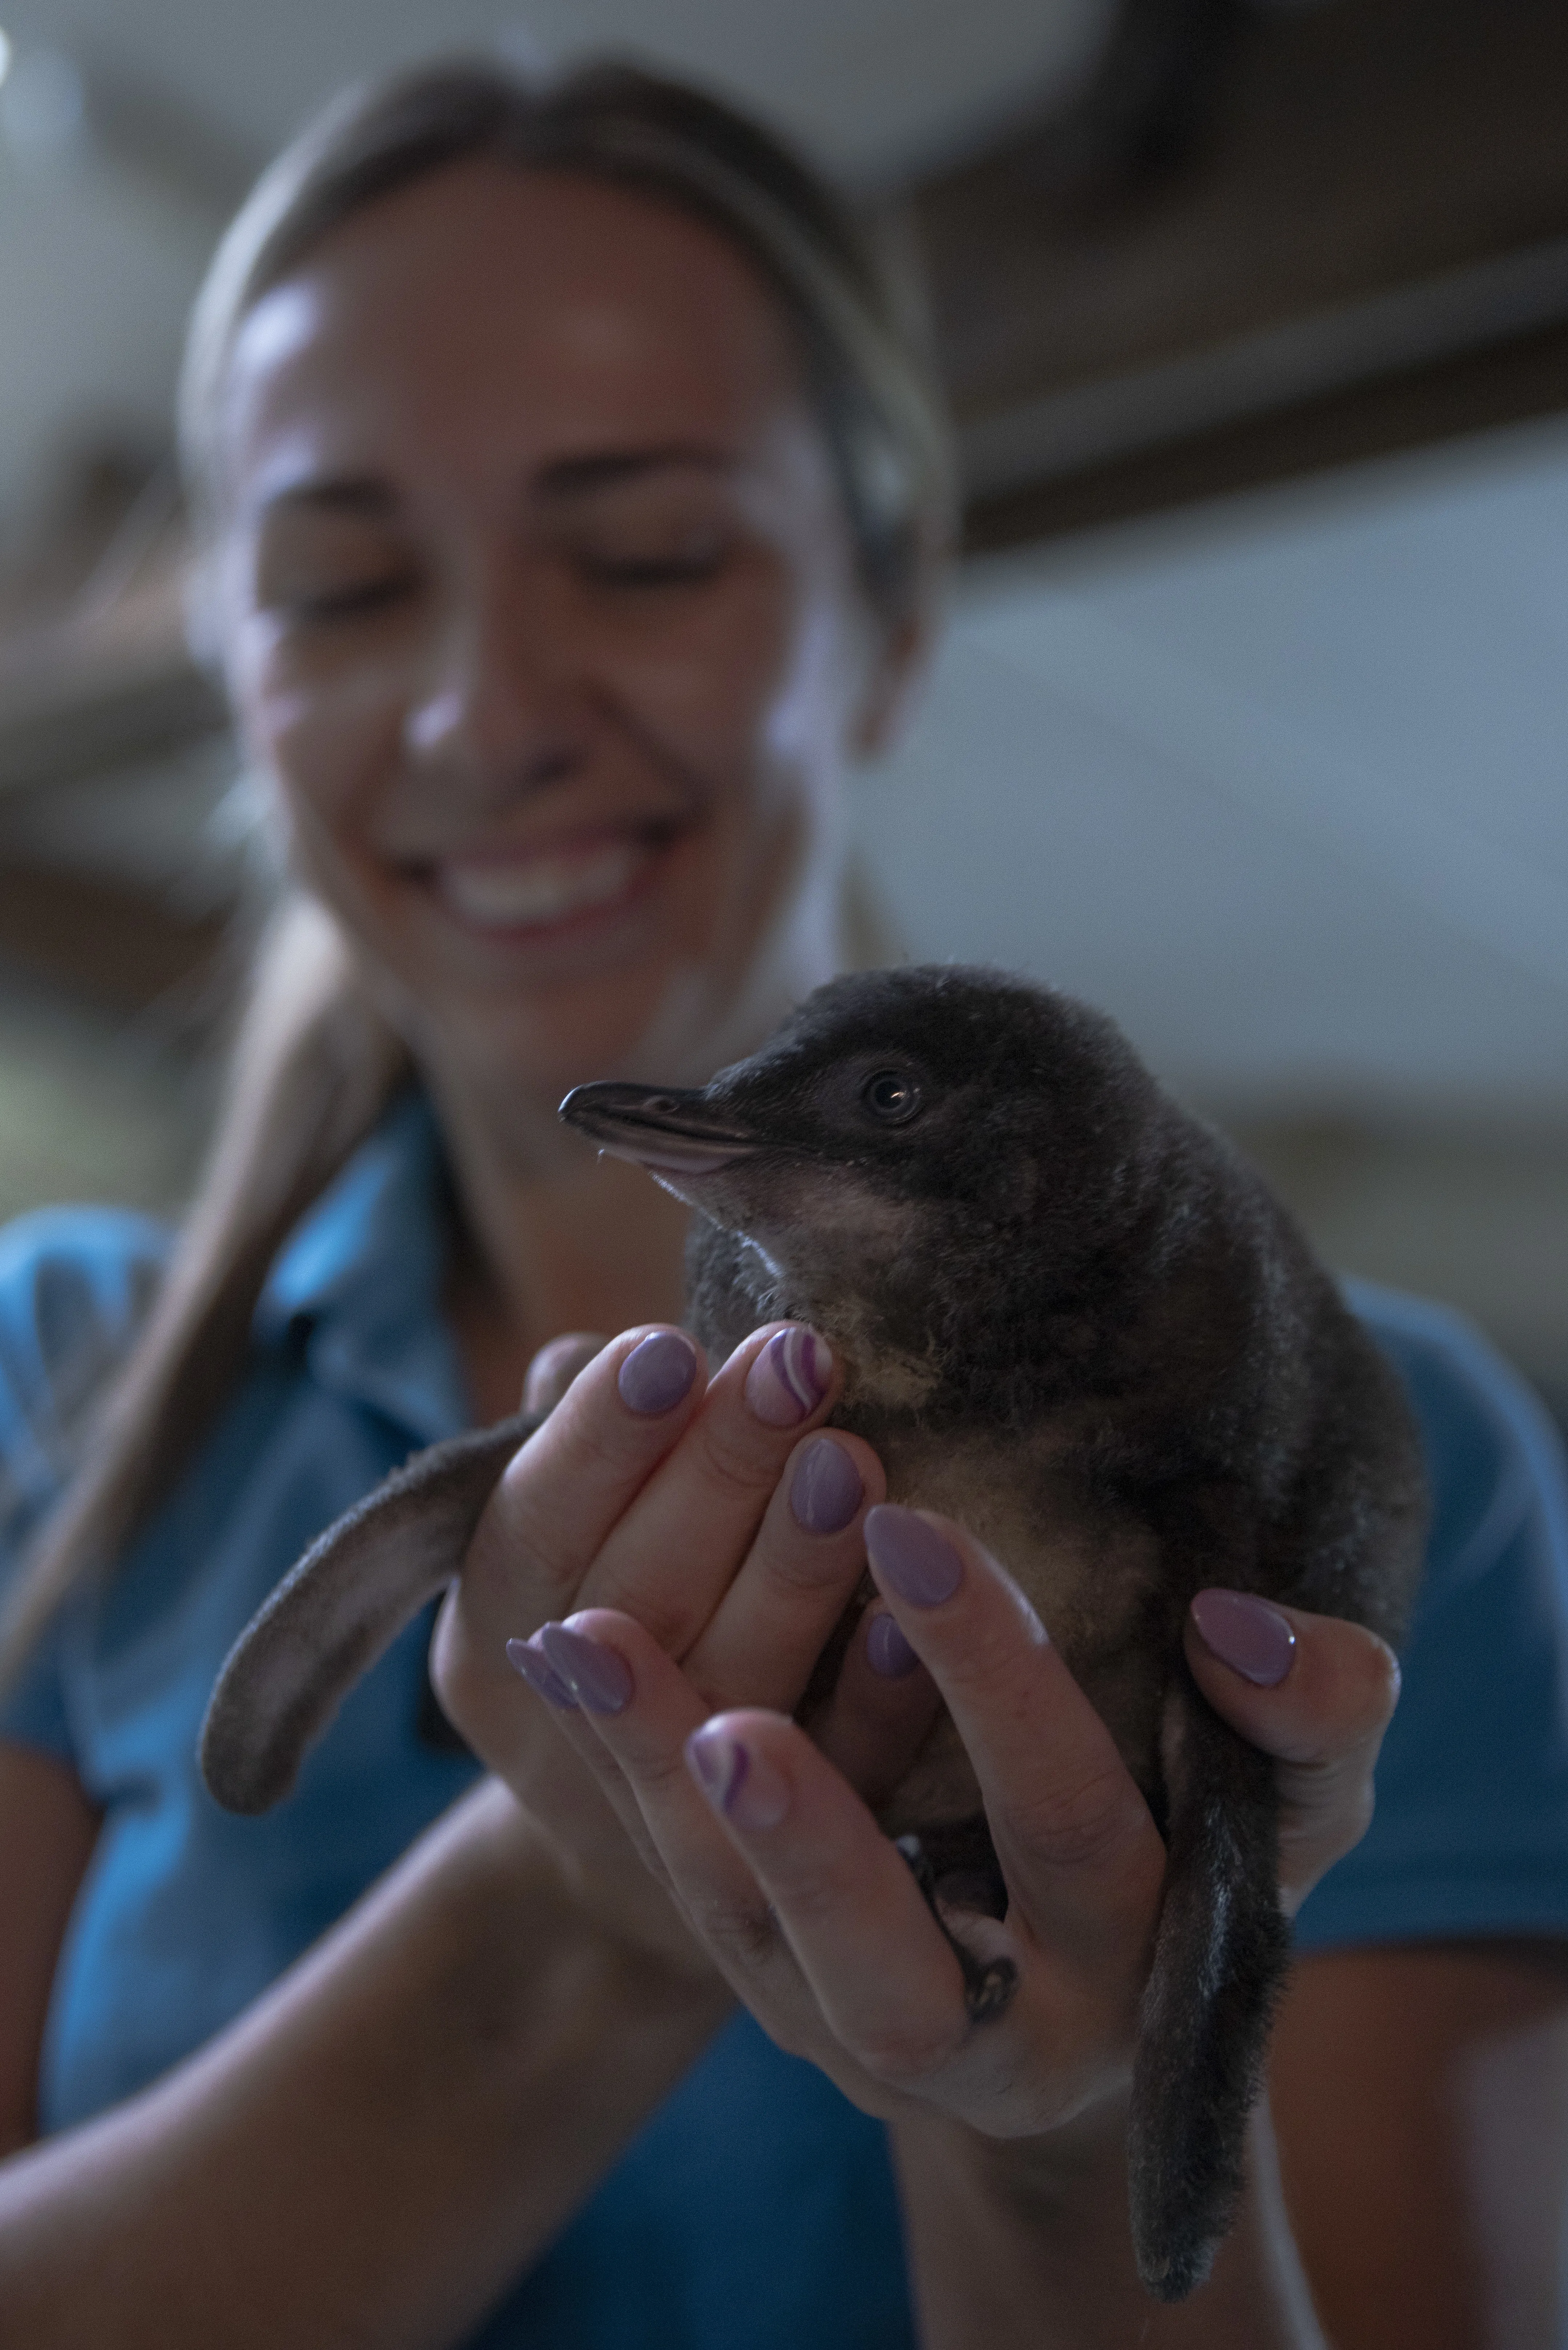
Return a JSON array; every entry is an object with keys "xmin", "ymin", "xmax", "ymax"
[
  {"xmin": 0, "ymin": 1207, "xmax": 168, "ymax": 1764},
  {"xmin": 1294, "ymin": 1282, "xmax": 1568, "ymax": 1951}
]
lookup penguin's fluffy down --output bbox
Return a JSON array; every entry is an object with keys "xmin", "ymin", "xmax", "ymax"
[{"xmin": 200, "ymin": 966, "xmax": 1427, "ymax": 2300}]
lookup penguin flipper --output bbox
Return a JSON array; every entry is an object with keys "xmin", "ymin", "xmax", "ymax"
[
  {"xmin": 199, "ymin": 1409, "xmax": 538, "ymax": 1816},
  {"xmin": 1127, "ymin": 1670, "xmax": 1291, "ymax": 2301}
]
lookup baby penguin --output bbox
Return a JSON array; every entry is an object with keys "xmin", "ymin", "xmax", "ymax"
[{"xmin": 200, "ymin": 965, "xmax": 1427, "ymax": 2300}]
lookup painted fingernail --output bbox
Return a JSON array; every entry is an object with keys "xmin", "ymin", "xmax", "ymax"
[
  {"xmin": 789, "ymin": 1436, "xmax": 863, "ymax": 1535},
  {"xmin": 744, "ymin": 1327, "xmax": 831, "ymax": 1428},
  {"xmin": 865, "ymin": 1609, "xmax": 921, "ymax": 1679},
  {"xmin": 1191, "ymin": 1589, "xmax": 1297, "ymax": 1688},
  {"xmin": 536, "ymin": 1621, "xmax": 634, "ymax": 1715},
  {"xmin": 864, "ymin": 1505, "xmax": 963, "ymax": 1608},
  {"xmin": 504, "ymin": 1635, "xmax": 580, "ymax": 1709},
  {"xmin": 685, "ymin": 1724, "xmax": 790, "ymax": 1830},
  {"xmin": 618, "ymin": 1330, "xmax": 698, "ymax": 1417}
]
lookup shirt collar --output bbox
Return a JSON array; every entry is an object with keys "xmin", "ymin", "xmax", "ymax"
[{"xmin": 255, "ymin": 1090, "xmax": 471, "ymax": 1447}]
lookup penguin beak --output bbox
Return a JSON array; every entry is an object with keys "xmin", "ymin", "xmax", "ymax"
[{"xmin": 558, "ymin": 1081, "xmax": 763, "ymax": 1181}]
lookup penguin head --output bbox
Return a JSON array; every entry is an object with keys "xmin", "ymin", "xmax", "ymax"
[{"xmin": 561, "ymin": 967, "xmax": 1182, "ymax": 1400}]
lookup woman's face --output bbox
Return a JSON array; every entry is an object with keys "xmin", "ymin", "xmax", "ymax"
[{"xmin": 216, "ymin": 162, "xmax": 906, "ymax": 1103}]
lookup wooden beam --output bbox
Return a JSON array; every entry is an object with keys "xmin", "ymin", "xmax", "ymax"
[{"xmin": 909, "ymin": 0, "xmax": 1568, "ymax": 540}]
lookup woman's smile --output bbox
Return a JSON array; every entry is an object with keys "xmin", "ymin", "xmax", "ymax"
[{"xmin": 433, "ymin": 834, "xmax": 655, "ymax": 936}]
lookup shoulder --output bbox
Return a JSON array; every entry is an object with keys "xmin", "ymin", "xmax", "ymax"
[
  {"xmin": 1296, "ymin": 1280, "xmax": 1568, "ymax": 1951},
  {"xmin": 1346, "ymin": 1278, "xmax": 1568, "ymax": 1615},
  {"xmin": 0, "ymin": 1206, "xmax": 170, "ymax": 1539}
]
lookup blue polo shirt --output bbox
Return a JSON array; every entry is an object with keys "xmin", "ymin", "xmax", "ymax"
[{"xmin": 3, "ymin": 1091, "xmax": 1567, "ymax": 2346}]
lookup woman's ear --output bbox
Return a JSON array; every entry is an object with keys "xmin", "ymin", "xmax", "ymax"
[{"xmin": 849, "ymin": 584, "xmax": 939, "ymax": 761}]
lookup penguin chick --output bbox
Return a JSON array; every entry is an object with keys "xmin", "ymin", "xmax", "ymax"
[
  {"xmin": 558, "ymin": 965, "xmax": 1429, "ymax": 2299},
  {"xmin": 199, "ymin": 965, "xmax": 1427, "ymax": 2299}
]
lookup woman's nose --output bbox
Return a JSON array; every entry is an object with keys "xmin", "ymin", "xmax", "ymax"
[{"xmin": 403, "ymin": 570, "xmax": 584, "ymax": 791}]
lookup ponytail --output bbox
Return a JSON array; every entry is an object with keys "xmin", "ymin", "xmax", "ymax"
[{"xmin": 0, "ymin": 895, "xmax": 407, "ymax": 1698}]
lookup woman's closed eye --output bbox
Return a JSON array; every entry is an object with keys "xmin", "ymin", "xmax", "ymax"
[
  {"xmin": 566, "ymin": 522, "xmax": 734, "ymax": 592},
  {"xmin": 272, "ymin": 572, "xmax": 421, "ymax": 624},
  {"xmin": 252, "ymin": 506, "xmax": 423, "ymax": 629}
]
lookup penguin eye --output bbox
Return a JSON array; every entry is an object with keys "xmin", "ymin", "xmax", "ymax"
[{"xmin": 860, "ymin": 1068, "xmax": 924, "ymax": 1125}]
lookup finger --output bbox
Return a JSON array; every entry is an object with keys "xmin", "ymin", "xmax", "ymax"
[
  {"xmin": 463, "ymin": 1324, "xmax": 707, "ymax": 1630},
  {"xmin": 811, "ymin": 1604, "xmax": 945, "ymax": 1812},
  {"xmin": 1183, "ymin": 1591, "xmax": 1401, "ymax": 1906},
  {"xmin": 680, "ymin": 1430, "xmax": 884, "ymax": 1712},
  {"xmin": 862, "ymin": 1505, "xmax": 1166, "ymax": 1958},
  {"xmin": 683, "ymin": 1709, "xmax": 1017, "ymax": 2096},
  {"xmin": 579, "ymin": 1323, "xmax": 842, "ymax": 1655},
  {"xmin": 522, "ymin": 1332, "xmax": 608, "ymax": 1417},
  {"xmin": 504, "ymin": 1627, "xmax": 668, "ymax": 1868},
  {"xmin": 536, "ymin": 1609, "xmax": 985, "ymax": 2091},
  {"xmin": 499, "ymin": 1631, "xmax": 706, "ymax": 1963}
]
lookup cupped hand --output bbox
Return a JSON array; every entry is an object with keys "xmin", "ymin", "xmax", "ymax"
[
  {"xmin": 506, "ymin": 1515, "xmax": 1403, "ymax": 2148},
  {"xmin": 430, "ymin": 1321, "xmax": 941, "ymax": 1961},
  {"xmin": 435, "ymin": 1316, "xmax": 1402, "ymax": 2142}
]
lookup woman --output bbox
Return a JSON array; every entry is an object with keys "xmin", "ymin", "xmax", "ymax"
[{"xmin": 0, "ymin": 59, "xmax": 1565, "ymax": 2350}]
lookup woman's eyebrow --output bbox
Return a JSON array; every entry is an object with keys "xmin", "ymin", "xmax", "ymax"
[
  {"xmin": 533, "ymin": 448, "xmax": 735, "ymax": 501},
  {"xmin": 256, "ymin": 476, "xmax": 398, "ymax": 521}
]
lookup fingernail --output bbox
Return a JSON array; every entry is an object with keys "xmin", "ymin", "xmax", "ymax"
[
  {"xmin": 744, "ymin": 1327, "xmax": 831, "ymax": 1428},
  {"xmin": 865, "ymin": 1505, "xmax": 962, "ymax": 1608},
  {"xmin": 536, "ymin": 1620, "xmax": 634, "ymax": 1715},
  {"xmin": 685, "ymin": 1724, "xmax": 790, "ymax": 1830},
  {"xmin": 1191, "ymin": 1589, "xmax": 1297, "ymax": 1688},
  {"xmin": 504, "ymin": 1635, "xmax": 580, "ymax": 1709},
  {"xmin": 618, "ymin": 1330, "xmax": 698, "ymax": 1417},
  {"xmin": 789, "ymin": 1436, "xmax": 863, "ymax": 1535},
  {"xmin": 866, "ymin": 1610, "xmax": 921, "ymax": 1679}
]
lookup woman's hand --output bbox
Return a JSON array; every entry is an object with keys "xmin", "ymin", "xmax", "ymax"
[
  {"xmin": 436, "ymin": 1316, "xmax": 1400, "ymax": 2131},
  {"xmin": 430, "ymin": 1321, "xmax": 943, "ymax": 1966}
]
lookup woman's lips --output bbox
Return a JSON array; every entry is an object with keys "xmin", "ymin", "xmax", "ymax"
[{"xmin": 428, "ymin": 834, "xmax": 662, "ymax": 935}]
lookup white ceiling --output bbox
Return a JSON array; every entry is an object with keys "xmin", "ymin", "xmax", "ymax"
[{"xmin": 857, "ymin": 413, "xmax": 1568, "ymax": 1120}]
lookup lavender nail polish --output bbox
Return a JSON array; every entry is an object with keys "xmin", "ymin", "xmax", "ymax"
[
  {"xmin": 618, "ymin": 1330, "xmax": 698, "ymax": 1417},
  {"xmin": 744, "ymin": 1327, "xmax": 831, "ymax": 1428},
  {"xmin": 866, "ymin": 1611, "xmax": 921, "ymax": 1680},
  {"xmin": 685, "ymin": 1724, "xmax": 790, "ymax": 1829},
  {"xmin": 686, "ymin": 1723, "xmax": 749, "ymax": 1813},
  {"xmin": 1190, "ymin": 1588, "xmax": 1297, "ymax": 1688},
  {"xmin": 789, "ymin": 1437, "xmax": 863, "ymax": 1535},
  {"xmin": 864, "ymin": 1505, "xmax": 963, "ymax": 1608},
  {"xmin": 536, "ymin": 1621, "xmax": 634, "ymax": 1714},
  {"xmin": 504, "ymin": 1636, "xmax": 580, "ymax": 1709}
]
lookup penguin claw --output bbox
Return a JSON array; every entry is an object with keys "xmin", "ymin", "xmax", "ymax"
[{"xmin": 895, "ymin": 1833, "xmax": 1019, "ymax": 2026}]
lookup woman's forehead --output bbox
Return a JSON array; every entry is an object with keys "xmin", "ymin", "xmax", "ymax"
[{"xmin": 221, "ymin": 162, "xmax": 810, "ymax": 502}]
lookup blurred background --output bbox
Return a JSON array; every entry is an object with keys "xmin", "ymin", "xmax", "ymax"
[{"xmin": 0, "ymin": 0, "xmax": 1563, "ymax": 1415}]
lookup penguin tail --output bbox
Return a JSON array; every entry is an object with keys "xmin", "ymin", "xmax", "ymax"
[
  {"xmin": 199, "ymin": 1409, "xmax": 535, "ymax": 1814},
  {"xmin": 1127, "ymin": 1669, "xmax": 1292, "ymax": 2300}
]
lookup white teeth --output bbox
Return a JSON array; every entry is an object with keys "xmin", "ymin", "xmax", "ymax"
[{"xmin": 438, "ymin": 843, "xmax": 644, "ymax": 930}]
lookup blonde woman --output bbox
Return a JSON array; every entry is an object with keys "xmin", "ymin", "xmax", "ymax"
[{"xmin": 0, "ymin": 61, "xmax": 1565, "ymax": 2350}]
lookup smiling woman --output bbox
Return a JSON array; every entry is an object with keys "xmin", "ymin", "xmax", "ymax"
[{"xmin": 0, "ymin": 49, "xmax": 1566, "ymax": 2350}]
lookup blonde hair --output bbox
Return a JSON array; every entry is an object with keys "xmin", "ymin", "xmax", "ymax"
[{"xmin": 0, "ymin": 55, "xmax": 952, "ymax": 1693}]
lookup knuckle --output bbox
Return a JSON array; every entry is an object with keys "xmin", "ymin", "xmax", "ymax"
[
  {"xmin": 1006, "ymin": 1762, "xmax": 1141, "ymax": 1871},
  {"xmin": 684, "ymin": 1885, "xmax": 780, "ymax": 1973},
  {"xmin": 692, "ymin": 1410, "xmax": 784, "ymax": 1498},
  {"xmin": 586, "ymin": 1576, "xmax": 691, "ymax": 1657},
  {"xmin": 473, "ymin": 1500, "xmax": 580, "ymax": 1606},
  {"xmin": 848, "ymin": 2012, "xmax": 968, "ymax": 2090},
  {"xmin": 759, "ymin": 1536, "xmax": 860, "ymax": 1601}
]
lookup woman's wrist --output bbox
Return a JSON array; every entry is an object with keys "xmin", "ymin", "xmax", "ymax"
[{"xmin": 889, "ymin": 2096, "xmax": 1326, "ymax": 2350}]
